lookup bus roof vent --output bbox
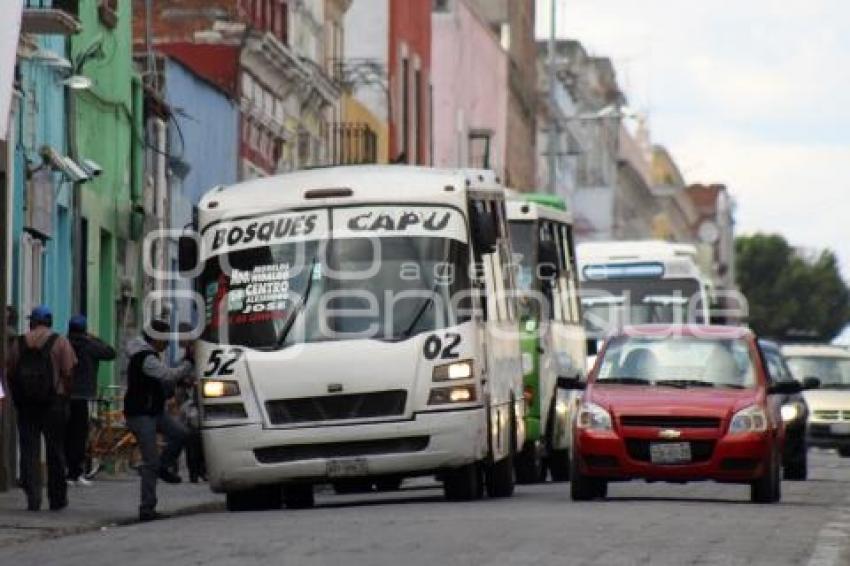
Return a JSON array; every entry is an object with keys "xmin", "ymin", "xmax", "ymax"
[{"xmin": 304, "ymin": 187, "xmax": 353, "ymax": 199}]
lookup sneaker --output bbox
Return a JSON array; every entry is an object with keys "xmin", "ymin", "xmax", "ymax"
[
  {"xmin": 139, "ymin": 509, "xmax": 169, "ymax": 522},
  {"xmin": 158, "ymin": 469, "xmax": 182, "ymax": 484},
  {"xmin": 75, "ymin": 476, "xmax": 93, "ymax": 487}
]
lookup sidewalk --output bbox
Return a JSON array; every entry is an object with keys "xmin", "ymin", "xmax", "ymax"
[{"xmin": 0, "ymin": 474, "xmax": 223, "ymax": 545}]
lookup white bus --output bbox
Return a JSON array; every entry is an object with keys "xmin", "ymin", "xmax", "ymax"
[
  {"xmin": 577, "ymin": 240, "xmax": 712, "ymax": 346},
  {"xmin": 178, "ymin": 166, "xmax": 524, "ymax": 510}
]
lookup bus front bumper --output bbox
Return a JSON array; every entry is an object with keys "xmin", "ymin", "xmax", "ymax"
[{"xmin": 202, "ymin": 408, "xmax": 486, "ymax": 492}]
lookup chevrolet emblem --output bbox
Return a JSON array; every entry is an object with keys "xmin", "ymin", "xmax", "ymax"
[{"xmin": 658, "ymin": 429, "xmax": 682, "ymax": 439}]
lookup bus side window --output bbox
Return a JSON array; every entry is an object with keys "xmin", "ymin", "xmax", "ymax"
[
  {"xmin": 558, "ymin": 223, "xmax": 579, "ymax": 324},
  {"xmin": 495, "ymin": 200, "xmax": 517, "ymax": 321},
  {"xmin": 564, "ymin": 225, "xmax": 581, "ymax": 322},
  {"xmin": 472, "ymin": 198, "xmax": 504, "ymax": 322},
  {"xmin": 540, "ymin": 221, "xmax": 564, "ymax": 322}
]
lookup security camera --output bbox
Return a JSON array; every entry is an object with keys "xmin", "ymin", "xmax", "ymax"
[{"xmin": 81, "ymin": 158, "xmax": 103, "ymax": 177}]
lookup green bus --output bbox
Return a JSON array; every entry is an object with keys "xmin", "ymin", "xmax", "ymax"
[{"xmin": 507, "ymin": 193, "xmax": 587, "ymax": 482}]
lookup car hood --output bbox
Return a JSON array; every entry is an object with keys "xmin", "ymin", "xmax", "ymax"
[
  {"xmin": 590, "ymin": 384, "xmax": 758, "ymax": 417},
  {"xmin": 802, "ymin": 389, "xmax": 850, "ymax": 411}
]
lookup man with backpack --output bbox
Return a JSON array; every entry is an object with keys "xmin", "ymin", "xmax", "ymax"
[
  {"xmin": 6, "ymin": 306, "xmax": 77, "ymax": 511},
  {"xmin": 124, "ymin": 319, "xmax": 194, "ymax": 521},
  {"xmin": 65, "ymin": 315, "xmax": 116, "ymax": 485}
]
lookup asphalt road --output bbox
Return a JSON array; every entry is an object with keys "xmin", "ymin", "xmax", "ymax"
[{"xmin": 2, "ymin": 451, "xmax": 850, "ymax": 566}]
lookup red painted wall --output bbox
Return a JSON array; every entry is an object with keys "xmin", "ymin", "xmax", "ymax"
[{"xmin": 388, "ymin": 0, "xmax": 432, "ymax": 165}]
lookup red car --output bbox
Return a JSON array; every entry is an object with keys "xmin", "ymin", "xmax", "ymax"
[{"xmin": 570, "ymin": 325, "xmax": 801, "ymax": 503}]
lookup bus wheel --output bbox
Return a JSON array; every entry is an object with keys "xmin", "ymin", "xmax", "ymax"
[
  {"xmin": 515, "ymin": 442, "xmax": 545, "ymax": 484},
  {"xmin": 443, "ymin": 463, "xmax": 483, "ymax": 501},
  {"xmin": 548, "ymin": 449, "xmax": 571, "ymax": 482},
  {"xmin": 226, "ymin": 485, "xmax": 283, "ymax": 512},
  {"xmin": 486, "ymin": 454, "xmax": 515, "ymax": 498},
  {"xmin": 283, "ymin": 485, "xmax": 315, "ymax": 509}
]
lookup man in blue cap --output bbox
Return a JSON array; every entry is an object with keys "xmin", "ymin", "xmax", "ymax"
[
  {"xmin": 65, "ymin": 315, "xmax": 116, "ymax": 485},
  {"xmin": 6, "ymin": 306, "xmax": 77, "ymax": 511}
]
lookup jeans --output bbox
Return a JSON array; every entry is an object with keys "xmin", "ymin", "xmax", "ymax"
[
  {"xmin": 126, "ymin": 413, "xmax": 188, "ymax": 512},
  {"xmin": 18, "ymin": 398, "xmax": 69, "ymax": 509},
  {"xmin": 65, "ymin": 399, "xmax": 90, "ymax": 480}
]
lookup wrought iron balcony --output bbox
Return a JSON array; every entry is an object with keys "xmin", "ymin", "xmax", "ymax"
[
  {"xmin": 330, "ymin": 123, "xmax": 378, "ymax": 166},
  {"xmin": 22, "ymin": 0, "xmax": 81, "ymax": 35}
]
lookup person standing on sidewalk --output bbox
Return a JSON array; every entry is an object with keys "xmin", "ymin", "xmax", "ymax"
[
  {"xmin": 123, "ymin": 319, "xmax": 195, "ymax": 521},
  {"xmin": 65, "ymin": 315, "xmax": 116, "ymax": 486},
  {"xmin": 6, "ymin": 306, "xmax": 77, "ymax": 511}
]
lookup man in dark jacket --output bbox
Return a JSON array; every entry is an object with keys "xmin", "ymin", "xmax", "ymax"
[
  {"xmin": 124, "ymin": 319, "xmax": 194, "ymax": 521},
  {"xmin": 65, "ymin": 315, "xmax": 116, "ymax": 485},
  {"xmin": 7, "ymin": 306, "xmax": 77, "ymax": 511}
]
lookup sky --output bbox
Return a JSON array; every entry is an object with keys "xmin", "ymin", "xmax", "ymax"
[{"xmin": 535, "ymin": 0, "xmax": 850, "ymax": 279}]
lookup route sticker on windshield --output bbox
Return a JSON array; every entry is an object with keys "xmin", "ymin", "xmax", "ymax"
[
  {"xmin": 202, "ymin": 210, "xmax": 330, "ymax": 258},
  {"xmin": 332, "ymin": 206, "xmax": 467, "ymax": 242},
  {"xmin": 227, "ymin": 263, "xmax": 291, "ymax": 316}
]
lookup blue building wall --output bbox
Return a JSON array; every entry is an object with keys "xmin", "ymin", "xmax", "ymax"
[
  {"xmin": 12, "ymin": 35, "xmax": 73, "ymax": 333},
  {"xmin": 163, "ymin": 59, "xmax": 238, "ymax": 355}
]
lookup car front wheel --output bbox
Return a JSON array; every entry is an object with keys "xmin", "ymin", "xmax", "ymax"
[
  {"xmin": 570, "ymin": 451, "xmax": 605, "ymax": 501},
  {"xmin": 751, "ymin": 450, "xmax": 781, "ymax": 503}
]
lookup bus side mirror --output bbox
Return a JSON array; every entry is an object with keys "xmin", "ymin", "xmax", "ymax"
[
  {"xmin": 538, "ymin": 241, "xmax": 560, "ymax": 278},
  {"xmin": 178, "ymin": 236, "xmax": 198, "ymax": 274},
  {"xmin": 472, "ymin": 210, "xmax": 498, "ymax": 254},
  {"xmin": 586, "ymin": 338, "xmax": 599, "ymax": 357},
  {"xmin": 803, "ymin": 376, "xmax": 821, "ymax": 390}
]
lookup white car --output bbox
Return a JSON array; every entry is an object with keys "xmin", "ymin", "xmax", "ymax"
[{"xmin": 782, "ymin": 344, "xmax": 850, "ymax": 456}]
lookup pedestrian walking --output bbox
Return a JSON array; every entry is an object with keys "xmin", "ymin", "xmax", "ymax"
[
  {"xmin": 123, "ymin": 319, "xmax": 195, "ymax": 521},
  {"xmin": 65, "ymin": 315, "xmax": 116, "ymax": 486},
  {"xmin": 175, "ymin": 323, "xmax": 205, "ymax": 483},
  {"xmin": 6, "ymin": 306, "xmax": 77, "ymax": 511}
]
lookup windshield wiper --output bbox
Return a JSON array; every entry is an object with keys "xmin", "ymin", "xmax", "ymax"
[
  {"xmin": 655, "ymin": 379, "xmax": 717, "ymax": 389},
  {"xmin": 273, "ymin": 256, "xmax": 318, "ymax": 350},
  {"xmin": 597, "ymin": 377, "xmax": 651, "ymax": 385}
]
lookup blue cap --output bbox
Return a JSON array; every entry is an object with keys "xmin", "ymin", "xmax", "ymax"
[
  {"xmin": 69, "ymin": 314, "xmax": 87, "ymax": 332},
  {"xmin": 29, "ymin": 305, "xmax": 52, "ymax": 324}
]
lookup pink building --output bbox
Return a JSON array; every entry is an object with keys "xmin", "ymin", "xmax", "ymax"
[{"xmin": 432, "ymin": 0, "xmax": 508, "ymax": 179}]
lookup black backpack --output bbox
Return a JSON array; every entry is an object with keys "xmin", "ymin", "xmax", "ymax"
[{"xmin": 11, "ymin": 334, "xmax": 59, "ymax": 407}]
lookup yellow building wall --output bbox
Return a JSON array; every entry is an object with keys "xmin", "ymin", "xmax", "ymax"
[{"xmin": 342, "ymin": 94, "xmax": 389, "ymax": 164}]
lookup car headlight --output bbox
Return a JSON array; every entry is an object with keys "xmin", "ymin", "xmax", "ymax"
[
  {"xmin": 781, "ymin": 403, "xmax": 803, "ymax": 423},
  {"xmin": 433, "ymin": 359, "xmax": 473, "ymax": 381},
  {"xmin": 576, "ymin": 402, "xmax": 612, "ymax": 431},
  {"xmin": 202, "ymin": 380, "xmax": 240, "ymax": 398},
  {"xmin": 729, "ymin": 405, "xmax": 768, "ymax": 434}
]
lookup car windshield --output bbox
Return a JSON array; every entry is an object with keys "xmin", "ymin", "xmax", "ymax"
[
  {"xmin": 786, "ymin": 356, "xmax": 850, "ymax": 388},
  {"xmin": 199, "ymin": 208, "xmax": 472, "ymax": 349},
  {"xmin": 596, "ymin": 335, "xmax": 757, "ymax": 389}
]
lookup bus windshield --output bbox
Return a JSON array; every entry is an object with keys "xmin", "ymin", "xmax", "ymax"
[
  {"xmin": 200, "ymin": 233, "xmax": 472, "ymax": 350},
  {"xmin": 581, "ymin": 278, "xmax": 702, "ymax": 335}
]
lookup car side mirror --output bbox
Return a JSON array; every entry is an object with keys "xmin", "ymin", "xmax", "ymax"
[
  {"xmin": 767, "ymin": 380, "xmax": 802, "ymax": 395},
  {"xmin": 802, "ymin": 376, "xmax": 821, "ymax": 390},
  {"xmin": 178, "ymin": 235, "xmax": 198, "ymax": 274},
  {"xmin": 538, "ymin": 241, "xmax": 561, "ymax": 279},
  {"xmin": 557, "ymin": 376, "xmax": 586, "ymax": 390}
]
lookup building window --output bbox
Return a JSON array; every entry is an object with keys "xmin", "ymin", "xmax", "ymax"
[{"xmin": 468, "ymin": 130, "xmax": 492, "ymax": 169}]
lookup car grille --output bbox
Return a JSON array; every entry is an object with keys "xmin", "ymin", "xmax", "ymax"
[
  {"xmin": 625, "ymin": 439, "xmax": 715, "ymax": 463},
  {"xmin": 812, "ymin": 410, "xmax": 850, "ymax": 421},
  {"xmin": 266, "ymin": 390, "xmax": 407, "ymax": 425},
  {"xmin": 254, "ymin": 436, "xmax": 430, "ymax": 464},
  {"xmin": 619, "ymin": 415, "xmax": 721, "ymax": 429}
]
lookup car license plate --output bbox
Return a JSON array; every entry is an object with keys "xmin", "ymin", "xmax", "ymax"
[
  {"xmin": 649, "ymin": 442, "xmax": 691, "ymax": 464},
  {"xmin": 831, "ymin": 423, "xmax": 850, "ymax": 435},
  {"xmin": 326, "ymin": 458, "xmax": 369, "ymax": 478}
]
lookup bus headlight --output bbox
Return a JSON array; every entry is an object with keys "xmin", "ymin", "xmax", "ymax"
[
  {"xmin": 428, "ymin": 385, "xmax": 477, "ymax": 405},
  {"xmin": 202, "ymin": 380, "xmax": 240, "ymax": 398},
  {"xmin": 433, "ymin": 360, "xmax": 473, "ymax": 381}
]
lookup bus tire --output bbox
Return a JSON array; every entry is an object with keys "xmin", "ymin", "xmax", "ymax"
[
  {"xmin": 548, "ymin": 449, "xmax": 571, "ymax": 482},
  {"xmin": 226, "ymin": 485, "xmax": 283, "ymax": 512},
  {"xmin": 443, "ymin": 463, "xmax": 483, "ymax": 501},
  {"xmin": 486, "ymin": 454, "xmax": 515, "ymax": 498},
  {"xmin": 283, "ymin": 485, "xmax": 315, "ymax": 509},
  {"xmin": 515, "ymin": 442, "xmax": 545, "ymax": 484}
]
